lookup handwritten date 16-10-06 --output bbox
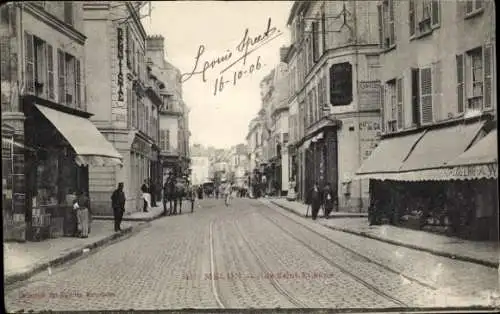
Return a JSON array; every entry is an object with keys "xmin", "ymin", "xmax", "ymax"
[{"xmin": 213, "ymin": 56, "xmax": 263, "ymax": 96}]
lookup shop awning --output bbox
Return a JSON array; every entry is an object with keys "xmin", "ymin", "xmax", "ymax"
[
  {"xmin": 393, "ymin": 121, "xmax": 486, "ymax": 181},
  {"xmin": 355, "ymin": 131, "xmax": 426, "ymax": 180},
  {"xmin": 35, "ymin": 104, "xmax": 123, "ymax": 167}
]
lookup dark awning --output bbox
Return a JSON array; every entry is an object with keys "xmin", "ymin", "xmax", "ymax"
[{"xmin": 35, "ymin": 104, "xmax": 122, "ymax": 167}]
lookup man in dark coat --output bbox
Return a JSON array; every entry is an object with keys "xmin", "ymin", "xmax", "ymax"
[
  {"xmin": 306, "ymin": 182, "xmax": 323, "ymax": 220},
  {"xmin": 111, "ymin": 182, "xmax": 126, "ymax": 232},
  {"xmin": 150, "ymin": 178, "xmax": 157, "ymax": 207}
]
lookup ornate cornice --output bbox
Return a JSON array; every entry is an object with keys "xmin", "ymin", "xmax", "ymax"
[{"xmin": 24, "ymin": 3, "xmax": 86, "ymax": 45}]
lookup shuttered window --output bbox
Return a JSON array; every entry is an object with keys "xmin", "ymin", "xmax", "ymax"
[
  {"xmin": 483, "ymin": 43, "xmax": 493, "ymax": 109},
  {"xmin": 396, "ymin": 78, "xmax": 403, "ymax": 129},
  {"xmin": 380, "ymin": 84, "xmax": 385, "ymax": 133},
  {"xmin": 409, "ymin": 0, "xmax": 416, "ymax": 36},
  {"xmin": 411, "ymin": 68, "xmax": 421, "ymax": 125},
  {"xmin": 432, "ymin": 61, "xmax": 441, "ymax": 120},
  {"xmin": 126, "ymin": 27, "xmax": 131, "ymax": 69},
  {"xmin": 431, "ymin": 0, "xmax": 440, "ymax": 27},
  {"xmin": 25, "ymin": 32, "xmax": 35, "ymax": 94},
  {"xmin": 456, "ymin": 54, "xmax": 465, "ymax": 113},
  {"xmin": 57, "ymin": 49, "xmax": 66, "ymax": 104},
  {"xmin": 75, "ymin": 59, "xmax": 81, "ymax": 108},
  {"xmin": 420, "ymin": 67, "xmax": 433, "ymax": 124},
  {"xmin": 160, "ymin": 130, "xmax": 166, "ymax": 151},
  {"xmin": 47, "ymin": 44, "xmax": 54, "ymax": 100},
  {"xmin": 165, "ymin": 129, "xmax": 170, "ymax": 151},
  {"xmin": 321, "ymin": 10, "xmax": 326, "ymax": 53},
  {"xmin": 312, "ymin": 21, "xmax": 319, "ymax": 62}
]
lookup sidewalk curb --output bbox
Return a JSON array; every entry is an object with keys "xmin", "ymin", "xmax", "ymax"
[
  {"xmin": 4, "ymin": 221, "xmax": 151, "ymax": 286},
  {"xmin": 93, "ymin": 211, "xmax": 166, "ymax": 222},
  {"xmin": 269, "ymin": 200, "xmax": 499, "ymax": 269}
]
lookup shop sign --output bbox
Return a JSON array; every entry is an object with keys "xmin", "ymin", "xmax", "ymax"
[
  {"xmin": 443, "ymin": 164, "xmax": 497, "ymax": 179},
  {"xmin": 358, "ymin": 81, "xmax": 381, "ymax": 111},
  {"xmin": 359, "ymin": 118, "xmax": 381, "ymax": 161},
  {"xmin": 117, "ymin": 27, "xmax": 124, "ymax": 102}
]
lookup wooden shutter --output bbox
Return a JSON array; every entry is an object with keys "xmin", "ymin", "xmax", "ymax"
[
  {"xmin": 47, "ymin": 44, "xmax": 54, "ymax": 99},
  {"xmin": 411, "ymin": 68, "xmax": 420, "ymax": 125},
  {"xmin": 57, "ymin": 49, "xmax": 66, "ymax": 104},
  {"xmin": 380, "ymin": 84, "xmax": 385, "ymax": 132},
  {"xmin": 409, "ymin": 0, "xmax": 416, "ymax": 36},
  {"xmin": 75, "ymin": 59, "xmax": 81, "ymax": 108},
  {"xmin": 396, "ymin": 78, "xmax": 403, "ymax": 129},
  {"xmin": 432, "ymin": 61, "xmax": 442, "ymax": 120},
  {"xmin": 321, "ymin": 11, "xmax": 326, "ymax": 52},
  {"xmin": 456, "ymin": 54, "xmax": 465, "ymax": 113},
  {"xmin": 483, "ymin": 43, "xmax": 493, "ymax": 109},
  {"xmin": 431, "ymin": 0, "xmax": 440, "ymax": 27},
  {"xmin": 377, "ymin": 5, "xmax": 383, "ymax": 48},
  {"xmin": 312, "ymin": 22, "xmax": 318, "ymax": 62},
  {"xmin": 420, "ymin": 67, "xmax": 433, "ymax": 124},
  {"xmin": 126, "ymin": 26, "xmax": 131, "ymax": 68},
  {"xmin": 388, "ymin": 0, "xmax": 395, "ymax": 45},
  {"xmin": 25, "ymin": 32, "xmax": 35, "ymax": 94}
]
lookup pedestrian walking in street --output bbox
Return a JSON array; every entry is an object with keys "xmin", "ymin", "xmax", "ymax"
[
  {"xmin": 72, "ymin": 192, "xmax": 88, "ymax": 238},
  {"xmin": 111, "ymin": 182, "xmax": 126, "ymax": 232},
  {"xmin": 141, "ymin": 179, "xmax": 150, "ymax": 213},
  {"xmin": 306, "ymin": 182, "xmax": 323, "ymax": 220},
  {"xmin": 323, "ymin": 183, "xmax": 335, "ymax": 218},
  {"xmin": 163, "ymin": 174, "xmax": 176, "ymax": 215},
  {"xmin": 189, "ymin": 184, "xmax": 196, "ymax": 213}
]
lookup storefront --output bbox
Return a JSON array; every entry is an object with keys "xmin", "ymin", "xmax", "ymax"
[
  {"xmin": 129, "ymin": 133, "xmax": 154, "ymax": 211},
  {"xmin": 19, "ymin": 97, "xmax": 122, "ymax": 241},
  {"xmin": 356, "ymin": 116, "xmax": 497, "ymax": 241}
]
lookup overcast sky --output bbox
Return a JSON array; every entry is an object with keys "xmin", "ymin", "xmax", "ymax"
[{"xmin": 142, "ymin": 1, "xmax": 292, "ymax": 149}]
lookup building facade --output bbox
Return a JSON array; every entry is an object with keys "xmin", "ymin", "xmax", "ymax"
[
  {"xmin": 228, "ymin": 143, "xmax": 250, "ymax": 188},
  {"xmin": 356, "ymin": 0, "xmax": 497, "ymax": 240},
  {"xmin": 83, "ymin": 1, "xmax": 159, "ymax": 215},
  {"xmin": 146, "ymin": 35, "xmax": 190, "ymax": 184},
  {"xmin": 286, "ymin": 0, "xmax": 382, "ymax": 211},
  {"xmin": 2, "ymin": 2, "xmax": 122, "ymax": 241}
]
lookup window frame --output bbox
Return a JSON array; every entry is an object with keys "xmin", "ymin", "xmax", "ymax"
[{"xmin": 465, "ymin": 0, "xmax": 484, "ymax": 19}]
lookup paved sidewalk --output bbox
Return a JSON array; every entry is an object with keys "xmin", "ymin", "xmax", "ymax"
[
  {"xmin": 93, "ymin": 204, "xmax": 165, "ymax": 221},
  {"xmin": 267, "ymin": 198, "xmax": 499, "ymax": 268},
  {"xmin": 4, "ymin": 220, "xmax": 149, "ymax": 286}
]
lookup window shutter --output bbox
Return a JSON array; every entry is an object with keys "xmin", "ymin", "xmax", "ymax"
[
  {"xmin": 483, "ymin": 43, "xmax": 493, "ymax": 109},
  {"xmin": 431, "ymin": 0, "xmax": 440, "ymax": 27},
  {"xmin": 377, "ymin": 5, "xmax": 383, "ymax": 48},
  {"xmin": 75, "ymin": 59, "xmax": 81, "ymax": 108},
  {"xmin": 456, "ymin": 54, "xmax": 465, "ymax": 113},
  {"xmin": 396, "ymin": 78, "xmax": 403, "ymax": 129},
  {"xmin": 432, "ymin": 61, "xmax": 442, "ymax": 120},
  {"xmin": 409, "ymin": 0, "xmax": 416, "ymax": 36},
  {"xmin": 420, "ymin": 67, "xmax": 433, "ymax": 124},
  {"xmin": 25, "ymin": 32, "xmax": 35, "ymax": 94},
  {"xmin": 465, "ymin": 1, "xmax": 473, "ymax": 14},
  {"xmin": 389, "ymin": 0, "xmax": 395, "ymax": 44},
  {"xmin": 321, "ymin": 11, "xmax": 326, "ymax": 53},
  {"xmin": 411, "ymin": 68, "xmax": 420, "ymax": 125},
  {"xmin": 47, "ymin": 44, "xmax": 54, "ymax": 100},
  {"xmin": 126, "ymin": 27, "xmax": 131, "ymax": 69},
  {"xmin": 57, "ymin": 49, "xmax": 66, "ymax": 104},
  {"xmin": 380, "ymin": 84, "xmax": 385, "ymax": 132}
]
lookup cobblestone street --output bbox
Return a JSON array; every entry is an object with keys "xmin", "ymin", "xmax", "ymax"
[{"xmin": 5, "ymin": 199, "xmax": 499, "ymax": 311}]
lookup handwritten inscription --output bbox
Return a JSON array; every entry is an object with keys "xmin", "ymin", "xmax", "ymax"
[{"xmin": 180, "ymin": 18, "xmax": 282, "ymax": 96}]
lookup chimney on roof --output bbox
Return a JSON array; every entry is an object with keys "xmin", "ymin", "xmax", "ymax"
[{"xmin": 146, "ymin": 35, "xmax": 166, "ymax": 67}]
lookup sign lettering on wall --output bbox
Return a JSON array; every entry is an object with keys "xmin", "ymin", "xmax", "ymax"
[
  {"xmin": 359, "ymin": 119, "xmax": 381, "ymax": 161},
  {"xmin": 117, "ymin": 27, "xmax": 124, "ymax": 102},
  {"xmin": 358, "ymin": 81, "xmax": 381, "ymax": 111}
]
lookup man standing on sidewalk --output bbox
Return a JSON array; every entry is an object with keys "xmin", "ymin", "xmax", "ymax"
[
  {"xmin": 306, "ymin": 182, "xmax": 323, "ymax": 220},
  {"xmin": 111, "ymin": 182, "xmax": 126, "ymax": 232}
]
